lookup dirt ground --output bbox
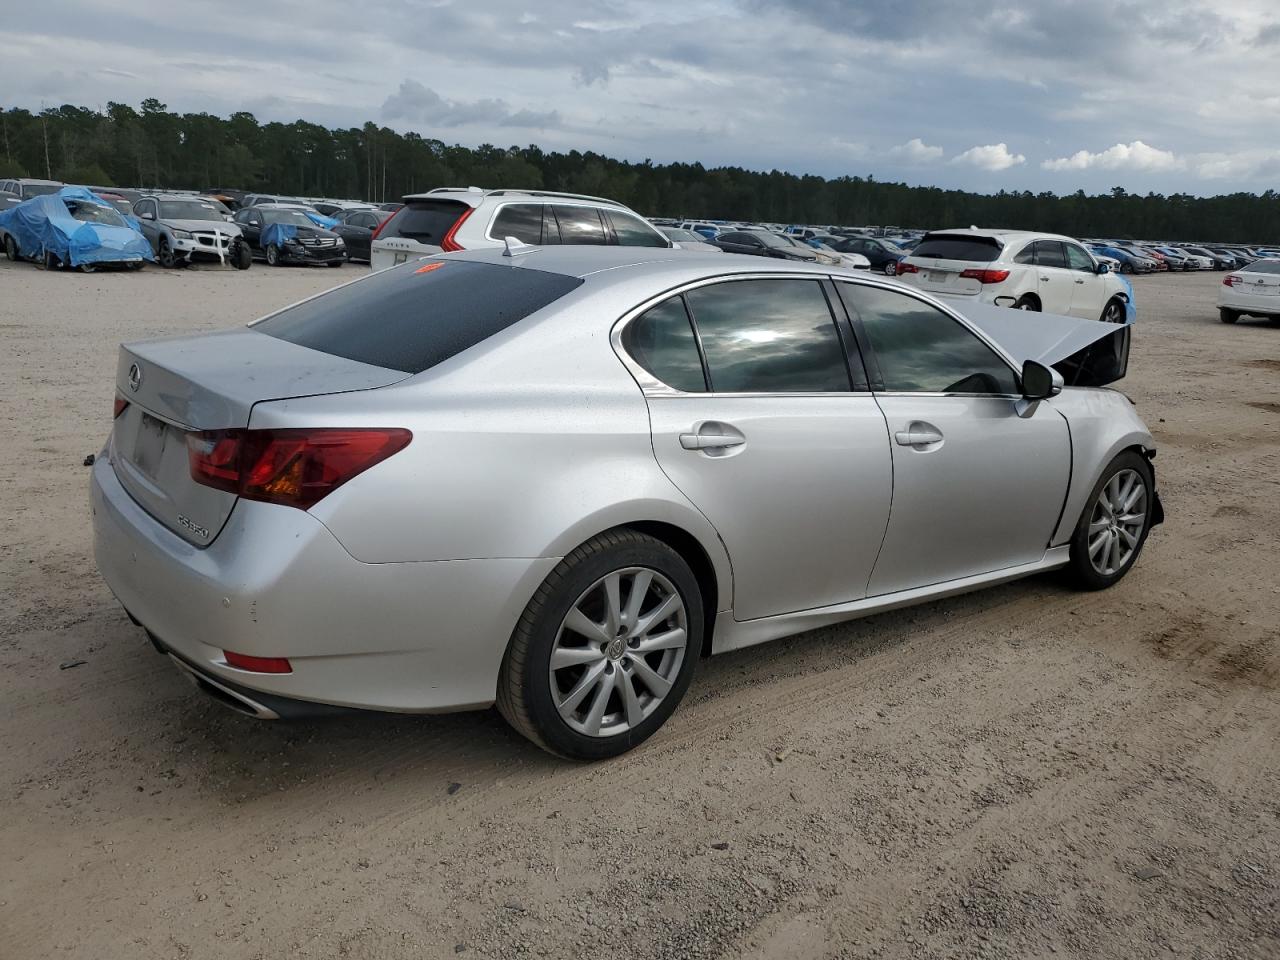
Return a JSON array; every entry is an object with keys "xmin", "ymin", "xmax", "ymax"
[{"xmin": 1, "ymin": 259, "xmax": 1277, "ymax": 960}]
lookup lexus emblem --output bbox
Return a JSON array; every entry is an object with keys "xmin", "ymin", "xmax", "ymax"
[{"xmin": 127, "ymin": 362, "xmax": 142, "ymax": 392}]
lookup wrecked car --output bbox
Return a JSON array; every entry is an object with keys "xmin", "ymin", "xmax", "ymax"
[
  {"xmin": 133, "ymin": 194, "xmax": 251, "ymax": 269},
  {"xmin": 0, "ymin": 186, "xmax": 153, "ymax": 271}
]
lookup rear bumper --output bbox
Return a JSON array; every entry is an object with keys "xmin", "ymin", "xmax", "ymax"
[
  {"xmin": 1219, "ymin": 291, "xmax": 1280, "ymax": 315},
  {"xmin": 90, "ymin": 452, "xmax": 557, "ymax": 715}
]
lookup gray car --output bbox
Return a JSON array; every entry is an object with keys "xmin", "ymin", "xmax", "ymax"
[
  {"xmin": 133, "ymin": 194, "xmax": 251, "ymax": 268},
  {"xmin": 91, "ymin": 247, "xmax": 1162, "ymax": 759}
]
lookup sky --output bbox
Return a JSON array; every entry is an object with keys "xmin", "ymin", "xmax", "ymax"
[{"xmin": 4, "ymin": 0, "xmax": 1280, "ymax": 196}]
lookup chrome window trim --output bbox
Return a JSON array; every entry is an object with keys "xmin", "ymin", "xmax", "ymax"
[{"xmin": 611, "ymin": 270, "xmax": 1027, "ymax": 398}]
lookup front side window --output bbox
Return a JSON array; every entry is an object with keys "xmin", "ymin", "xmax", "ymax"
[
  {"xmin": 490, "ymin": 203, "xmax": 544, "ymax": 244},
  {"xmin": 1033, "ymin": 240, "xmax": 1069, "ymax": 269},
  {"xmin": 552, "ymin": 205, "xmax": 606, "ymax": 245},
  {"xmin": 607, "ymin": 210, "xmax": 668, "ymax": 248},
  {"xmin": 622, "ymin": 296, "xmax": 707, "ymax": 392},
  {"xmin": 684, "ymin": 279, "xmax": 850, "ymax": 393},
  {"xmin": 840, "ymin": 283, "xmax": 1019, "ymax": 395},
  {"xmin": 1064, "ymin": 243, "xmax": 1095, "ymax": 272}
]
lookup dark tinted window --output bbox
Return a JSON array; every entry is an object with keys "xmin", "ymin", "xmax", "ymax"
[
  {"xmin": 685, "ymin": 279, "xmax": 850, "ymax": 393},
  {"xmin": 1248, "ymin": 260, "xmax": 1280, "ymax": 274},
  {"xmin": 553, "ymin": 205, "xmax": 606, "ymax": 244},
  {"xmin": 1013, "ymin": 244, "xmax": 1036, "ymax": 264},
  {"xmin": 717, "ymin": 232, "xmax": 759, "ymax": 245},
  {"xmin": 1034, "ymin": 240, "xmax": 1069, "ymax": 269},
  {"xmin": 607, "ymin": 211, "xmax": 667, "ymax": 247},
  {"xmin": 381, "ymin": 200, "xmax": 469, "ymax": 243},
  {"xmin": 911, "ymin": 234, "xmax": 1001, "ymax": 262},
  {"xmin": 23, "ymin": 183, "xmax": 61, "ymax": 198},
  {"xmin": 254, "ymin": 260, "xmax": 583, "ymax": 374},
  {"xmin": 623, "ymin": 297, "xmax": 706, "ymax": 392},
  {"xmin": 490, "ymin": 203, "xmax": 544, "ymax": 244},
  {"xmin": 840, "ymin": 284, "xmax": 1018, "ymax": 395}
]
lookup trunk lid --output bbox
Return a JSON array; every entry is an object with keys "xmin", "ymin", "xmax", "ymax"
[
  {"xmin": 369, "ymin": 198, "xmax": 471, "ymax": 271},
  {"xmin": 110, "ymin": 328, "xmax": 410, "ymax": 546}
]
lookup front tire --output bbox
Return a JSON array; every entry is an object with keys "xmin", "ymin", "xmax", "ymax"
[
  {"xmin": 265, "ymin": 244, "xmax": 281, "ymax": 266},
  {"xmin": 1120, "ymin": 262, "xmax": 1133, "ymax": 275},
  {"xmin": 497, "ymin": 530, "xmax": 703, "ymax": 760},
  {"xmin": 1067, "ymin": 451, "xmax": 1155, "ymax": 590},
  {"xmin": 1219, "ymin": 308, "xmax": 1239, "ymax": 324},
  {"xmin": 3, "ymin": 234, "xmax": 17, "ymax": 261},
  {"xmin": 1101, "ymin": 298, "xmax": 1126, "ymax": 324},
  {"xmin": 158, "ymin": 238, "xmax": 177, "ymax": 269},
  {"xmin": 233, "ymin": 240, "xmax": 252, "ymax": 270}
]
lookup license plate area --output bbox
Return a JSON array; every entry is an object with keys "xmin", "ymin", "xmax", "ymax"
[{"xmin": 131, "ymin": 412, "xmax": 171, "ymax": 480}]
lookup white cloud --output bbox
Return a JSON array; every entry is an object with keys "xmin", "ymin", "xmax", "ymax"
[
  {"xmin": 950, "ymin": 143, "xmax": 1026, "ymax": 171},
  {"xmin": 1042, "ymin": 140, "xmax": 1181, "ymax": 172},
  {"xmin": 1193, "ymin": 149, "xmax": 1280, "ymax": 180},
  {"xmin": 887, "ymin": 137, "xmax": 943, "ymax": 163}
]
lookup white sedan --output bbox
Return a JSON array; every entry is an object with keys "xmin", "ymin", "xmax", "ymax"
[{"xmin": 1218, "ymin": 258, "xmax": 1280, "ymax": 323}]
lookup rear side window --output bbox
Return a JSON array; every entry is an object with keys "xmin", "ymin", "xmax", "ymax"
[
  {"xmin": 1033, "ymin": 240, "xmax": 1069, "ymax": 269},
  {"xmin": 553, "ymin": 205, "xmax": 607, "ymax": 245},
  {"xmin": 684, "ymin": 279, "xmax": 850, "ymax": 393},
  {"xmin": 912, "ymin": 234, "xmax": 1001, "ymax": 263},
  {"xmin": 490, "ymin": 204, "xmax": 544, "ymax": 244},
  {"xmin": 253, "ymin": 261, "xmax": 583, "ymax": 375},
  {"xmin": 607, "ymin": 211, "xmax": 668, "ymax": 248},
  {"xmin": 380, "ymin": 200, "xmax": 469, "ymax": 243},
  {"xmin": 622, "ymin": 296, "xmax": 707, "ymax": 392}
]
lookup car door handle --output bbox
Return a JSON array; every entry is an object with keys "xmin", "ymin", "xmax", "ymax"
[
  {"xmin": 1039, "ymin": 276, "xmax": 1050, "ymax": 282},
  {"xmin": 679, "ymin": 421, "xmax": 746, "ymax": 453},
  {"xmin": 1074, "ymin": 278, "xmax": 1085, "ymax": 284},
  {"xmin": 894, "ymin": 422, "xmax": 944, "ymax": 447}
]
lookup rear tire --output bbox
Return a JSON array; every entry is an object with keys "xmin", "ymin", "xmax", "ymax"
[
  {"xmin": 497, "ymin": 530, "xmax": 703, "ymax": 760},
  {"xmin": 1219, "ymin": 308, "xmax": 1239, "ymax": 324},
  {"xmin": 882, "ymin": 260, "xmax": 897, "ymax": 276},
  {"xmin": 1013, "ymin": 295, "xmax": 1040, "ymax": 311},
  {"xmin": 1067, "ymin": 451, "xmax": 1155, "ymax": 591},
  {"xmin": 3, "ymin": 234, "xmax": 16, "ymax": 261}
]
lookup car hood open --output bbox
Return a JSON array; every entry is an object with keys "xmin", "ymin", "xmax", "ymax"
[{"xmin": 955, "ymin": 301, "xmax": 1132, "ymax": 388}]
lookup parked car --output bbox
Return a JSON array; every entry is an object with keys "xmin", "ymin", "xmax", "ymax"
[
  {"xmin": 1091, "ymin": 245, "xmax": 1155, "ymax": 275},
  {"xmin": 0, "ymin": 177, "xmax": 64, "ymax": 210},
  {"xmin": 712, "ymin": 230, "xmax": 818, "ymax": 261},
  {"xmin": 808, "ymin": 239, "xmax": 871, "ymax": 270},
  {"xmin": 91, "ymin": 246, "xmax": 1160, "ymax": 759},
  {"xmin": 825, "ymin": 236, "xmax": 907, "ymax": 275},
  {"xmin": 0, "ymin": 185, "xmax": 152, "ymax": 270},
  {"xmin": 133, "ymin": 194, "xmax": 250, "ymax": 269},
  {"xmin": 370, "ymin": 188, "xmax": 670, "ymax": 272},
  {"xmin": 898, "ymin": 229, "xmax": 1131, "ymax": 323},
  {"xmin": 1217, "ymin": 258, "xmax": 1280, "ymax": 324},
  {"xmin": 659, "ymin": 226, "xmax": 723, "ymax": 252},
  {"xmin": 1148, "ymin": 246, "xmax": 1198, "ymax": 270},
  {"xmin": 232, "ymin": 204, "xmax": 346, "ymax": 267},
  {"xmin": 328, "ymin": 207, "xmax": 392, "ymax": 262},
  {"xmin": 1178, "ymin": 245, "xmax": 1231, "ymax": 270},
  {"xmin": 678, "ymin": 221, "xmax": 721, "ymax": 240}
]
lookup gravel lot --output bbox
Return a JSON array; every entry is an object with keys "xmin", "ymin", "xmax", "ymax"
[{"xmin": 1, "ymin": 261, "xmax": 1277, "ymax": 960}]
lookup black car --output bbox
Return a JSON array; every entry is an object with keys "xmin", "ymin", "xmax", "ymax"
[
  {"xmin": 328, "ymin": 207, "xmax": 391, "ymax": 262},
  {"xmin": 824, "ymin": 236, "xmax": 906, "ymax": 275},
  {"xmin": 232, "ymin": 204, "xmax": 346, "ymax": 267},
  {"xmin": 712, "ymin": 230, "xmax": 818, "ymax": 261}
]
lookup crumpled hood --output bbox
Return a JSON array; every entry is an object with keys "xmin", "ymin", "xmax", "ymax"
[
  {"xmin": 955, "ymin": 301, "xmax": 1133, "ymax": 387},
  {"xmin": 163, "ymin": 218, "xmax": 243, "ymax": 237}
]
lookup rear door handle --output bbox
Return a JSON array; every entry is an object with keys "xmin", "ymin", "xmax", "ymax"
[
  {"xmin": 679, "ymin": 421, "xmax": 746, "ymax": 453},
  {"xmin": 1074, "ymin": 278, "xmax": 1086, "ymax": 284},
  {"xmin": 894, "ymin": 422, "xmax": 944, "ymax": 447}
]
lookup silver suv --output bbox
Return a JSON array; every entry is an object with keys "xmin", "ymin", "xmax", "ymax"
[
  {"xmin": 0, "ymin": 178, "xmax": 64, "ymax": 210},
  {"xmin": 133, "ymin": 194, "xmax": 250, "ymax": 269},
  {"xmin": 369, "ymin": 187, "xmax": 669, "ymax": 272}
]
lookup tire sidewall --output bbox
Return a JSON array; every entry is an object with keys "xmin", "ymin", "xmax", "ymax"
[
  {"xmin": 518, "ymin": 537, "xmax": 703, "ymax": 760},
  {"xmin": 1068, "ymin": 451, "xmax": 1154, "ymax": 590},
  {"xmin": 266, "ymin": 244, "xmax": 280, "ymax": 266},
  {"xmin": 3, "ymin": 235, "xmax": 16, "ymax": 261}
]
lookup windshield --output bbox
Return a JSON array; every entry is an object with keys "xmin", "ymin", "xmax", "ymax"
[
  {"xmin": 24, "ymin": 183, "xmax": 61, "ymax": 198},
  {"xmin": 261, "ymin": 209, "xmax": 317, "ymax": 226},
  {"xmin": 65, "ymin": 200, "xmax": 126, "ymax": 226},
  {"xmin": 661, "ymin": 228, "xmax": 701, "ymax": 242},
  {"xmin": 758, "ymin": 233, "xmax": 794, "ymax": 249},
  {"xmin": 159, "ymin": 200, "xmax": 224, "ymax": 221}
]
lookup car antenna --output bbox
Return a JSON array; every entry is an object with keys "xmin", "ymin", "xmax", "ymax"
[{"xmin": 502, "ymin": 236, "xmax": 540, "ymax": 258}]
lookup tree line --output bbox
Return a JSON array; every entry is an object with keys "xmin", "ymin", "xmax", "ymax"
[{"xmin": 2, "ymin": 99, "xmax": 1277, "ymax": 243}]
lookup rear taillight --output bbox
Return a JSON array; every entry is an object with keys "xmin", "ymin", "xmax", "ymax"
[
  {"xmin": 224, "ymin": 650, "xmax": 292, "ymax": 674},
  {"xmin": 1223, "ymin": 274, "xmax": 1241, "ymax": 287},
  {"xmin": 960, "ymin": 268, "xmax": 1011, "ymax": 284},
  {"xmin": 440, "ymin": 206, "xmax": 474, "ymax": 252},
  {"xmin": 896, "ymin": 261, "xmax": 919, "ymax": 274},
  {"xmin": 113, "ymin": 395, "xmax": 129, "ymax": 418},
  {"xmin": 187, "ymin": 428, "xmax": 412, "ymax": 510}
]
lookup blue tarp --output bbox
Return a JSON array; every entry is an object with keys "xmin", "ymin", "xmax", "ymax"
[
  {"xmin": 261, "ymin": 222, "xmax": 300, "ymax": 248},
  {"xmin": 303, "ymin": 211, "xmax": 339, "ymax": 228},
  {"xmin": 0, "ymin": 186, "xmax": 153, "ymax": 267}
]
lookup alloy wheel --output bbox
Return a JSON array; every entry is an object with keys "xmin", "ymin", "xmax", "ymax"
[
  {"xmin": 1087, "ymin": 468, "xmax": 1147, "ymax": 576},
  {"xmin": 549, "ymin": 566, "xmax": 688, "ymax": 738}
]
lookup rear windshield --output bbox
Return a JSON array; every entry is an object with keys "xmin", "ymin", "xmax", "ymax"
[
  {"xmin": 1246, "ymin": 260, "xmax": 1280, "ymax": 274},
  {"xmin": 380, "ymin": 200, "xmax": 469, "ymax": 243},
  {"xmin": 253, "ymin": 260, "xmax": 584, "ymax": 374},
  {"xmin": 911, "ymin": 234, "xmax": 1001, "ymax": 263},
  {"xmin": 24, "ymin": 183, "xmax": 61, "ymax": 198}
]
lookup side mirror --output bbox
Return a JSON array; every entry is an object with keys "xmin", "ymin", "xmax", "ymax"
[
  {"xmin": 248, "ymin": 218, "xmax": 261, "ymax": 226},
  {"xmin": 1095, "ymin": 261, "xmax": 1110, "ymax": 274},
  {"xmin": 1021, "ymin": 359, "xmax": 1063, "ymax": 400}
]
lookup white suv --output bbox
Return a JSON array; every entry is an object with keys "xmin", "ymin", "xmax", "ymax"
[
  {"xmin": 897, "ymin": 228, "xmax": 1132, "ymax": 323},
  {"xmin": 370, "ymin": 188, "xmax": 670, "ymax": 271}
]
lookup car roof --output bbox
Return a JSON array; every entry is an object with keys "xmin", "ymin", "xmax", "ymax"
[
  {"xmin": 922, "ymin": 227, "xmax": 1079, "ymax": 244},
  {"xmin": 398, "ymin": 187, "xmax": 629, "ymax": 209},
  {"xmin": 142, "ymin": 193, "xmax": 222, "ymax": 202},
  {"xmin": 15, "ymin": 178, "xmax": 63, "ymax": 185}
]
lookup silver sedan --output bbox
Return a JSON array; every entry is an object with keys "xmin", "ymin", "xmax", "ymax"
[{"xmin": 91, "ymin": 247, "xmax": 1163, "ymax": 759}]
